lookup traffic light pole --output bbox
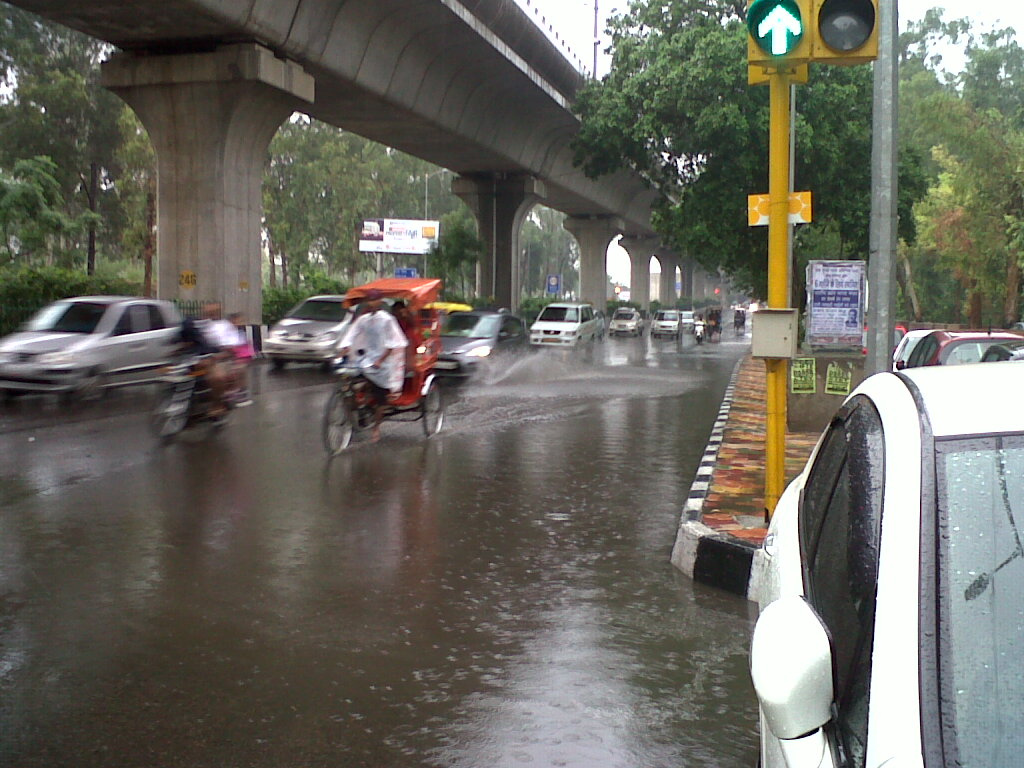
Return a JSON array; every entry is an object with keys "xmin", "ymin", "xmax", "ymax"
[{"xmin": 765, "ymin": 69, "xmax": 792, "ymax": 517}]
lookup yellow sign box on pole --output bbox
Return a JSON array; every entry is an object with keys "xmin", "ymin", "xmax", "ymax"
[{"xmin": 747, "ymin": 191, "xmax": 812, "ymax": 227}]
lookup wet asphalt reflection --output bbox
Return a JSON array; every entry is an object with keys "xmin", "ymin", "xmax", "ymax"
[{"xmin": 0, "ymin": 332, "xmax": 758, "ymax": 767}]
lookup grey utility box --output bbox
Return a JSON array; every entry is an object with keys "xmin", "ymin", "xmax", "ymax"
[{"xmin": 752, "ymin": 309, "xmax": 799, "ymax": 359}]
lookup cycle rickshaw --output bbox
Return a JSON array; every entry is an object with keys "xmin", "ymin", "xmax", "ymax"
[{"xmin": 322, "ymin": 278, "xmax": 445, "ymax": 454}]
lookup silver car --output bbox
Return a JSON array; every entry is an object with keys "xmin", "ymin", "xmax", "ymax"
[
  {"xmin": 263, "ymin": 295, "xmax": 351, "ymax": 369},
  {"xmin": 0, "ymin": 296, "xmax": 181, "ymax": 398}
]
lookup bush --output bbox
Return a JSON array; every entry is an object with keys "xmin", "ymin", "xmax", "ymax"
[
  {"xmin": 0, "ymin": 265, "xmax": 141, "ymax": 337},
  {"xmin": 518, "ymin": 296, "xmax": 557, "ymax": 325}
]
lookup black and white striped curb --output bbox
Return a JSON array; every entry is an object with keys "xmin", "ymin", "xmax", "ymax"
[{"xmin": 670, "ymin": 358, "xmax": 760, "ymax": 599}]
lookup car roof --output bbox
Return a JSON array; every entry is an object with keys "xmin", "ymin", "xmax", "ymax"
[
  {"xmin": 63, "ymin": 295, "xmax": 155, "ymax": 304},
  {"xmin": 897, "ymin": 363, "xmax": 1024, "ymax": 437},
  {"xmin": 926, "ymin": 329, "xmax": 1021, "ymax": 344},
  {"xmin": 449, "ymin": 309, "xmax": 514, "ymax": 318},
  {"xmin": 300, "ymin": 295, "xmax": 346, "ymax": 301},
  {"xmin": 544, "ymin": 302, "xmax": 590, "ymax": 308}
]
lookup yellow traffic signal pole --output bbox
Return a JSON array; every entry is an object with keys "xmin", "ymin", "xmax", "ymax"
[{"xmin": 764, "ymin": 68, "xmax": 791, "ymax": 517}]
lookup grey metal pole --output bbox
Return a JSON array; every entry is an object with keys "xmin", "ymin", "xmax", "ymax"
[{"xmin": 866, "ymin": 0, "xmax": 899, "ymax": 374}]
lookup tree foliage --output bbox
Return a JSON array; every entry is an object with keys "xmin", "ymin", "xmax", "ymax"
[{"xmin": 573, "ymin": 0, "xmax": 931, "ymax": 299}]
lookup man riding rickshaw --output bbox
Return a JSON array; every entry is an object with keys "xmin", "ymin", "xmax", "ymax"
[{"xmin": 323, "ymin": 278, "xmax": 445, "ymax": 453}]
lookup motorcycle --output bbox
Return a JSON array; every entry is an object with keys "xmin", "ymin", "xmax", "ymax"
[
  {"xmin": 151, "ymin": 354, "xmax": 231, "ymax": 441},
  {"xmin": 694, "ymin": 322, "xmax": 706, "ymax": 345}
]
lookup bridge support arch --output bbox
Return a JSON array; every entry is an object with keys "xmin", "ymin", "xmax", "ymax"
[
  {"xmin": 563, "ymin": 216, "xmax": 622, "ymax": 309},
  {"xmin": 102, "ymin": 44, "xmax": 313, "ymax": 320},
  {"xmin": 619, "ymin": 235, "xmax": 658, "ymax": 312},
  {"xmin": 656, "ymin": 253, "xmax": 679, "ymax": 306},
  {"xmin": 453, "ymin": 174, "xmax": 544, "ymax": 311}
]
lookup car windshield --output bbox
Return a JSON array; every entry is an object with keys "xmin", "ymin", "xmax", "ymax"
[
  {"xmin": 681, "ymin": 311, "xmax": 694, "ymax": 320},
  {"xmin": 287, "ymin": 299, "xmax": 347, "ymax": 322},
  {"xmin": 613, "ymin": 309, "xmax": 635, "ymax": 320},
  {"xmin": 656, "ymin": 311, "xmax": 678, "ymax": 321},
  {"xmin": 26, "ymin": 301, "xmax": 108, "ymax": 334},
  {"xmin": 935, "ymin": 435, "xmax": 1024, "ymax": 766},
  {"xmin": 538, "ymin": 306, "xmax": 579, "ymax": 323},
  {"xmin": 442, "ymin": 314, "xmax": 500, "ymax": 338}
]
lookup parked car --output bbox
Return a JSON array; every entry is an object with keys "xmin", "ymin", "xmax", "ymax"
[
  {"xmin": 263, "ymin": 295, "xmax": 351, "ymax": 370},
  {"xmin": 980, "ymin": 337, "xmax": 1024, "ymax": 362},
  {"xmin": 435, "ymin": 310, "xmax": 528, "ymax": 377},
  {"xmin": 650, "ymin": 309, "xmax": 682, "ymax": 339},
  {"xmin": 750, "ymin": 362, "xmax": 1024, "ymax": 768},
  {"xmin": 901, "ymin": 329, "xmax": 1022, "ymax": 368},
  {"xmin": 890, "ymin": 328, "xmax": 931, "ymax": 371},
  {"xmin": 609, "ymin": 307, "xmax": 644, "ymax": 337},
  {"xmin": 529, "ymin": 302, "xmax": 603, "ymax": 348},
  {"xmin": 0, "ymin": 296, "xmax": 181, "ymax": 398}
]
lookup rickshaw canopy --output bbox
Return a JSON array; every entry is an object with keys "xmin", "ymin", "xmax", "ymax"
[{"xmin": 345, "ymin": 278, "xmax": 442, "ymax": 310}]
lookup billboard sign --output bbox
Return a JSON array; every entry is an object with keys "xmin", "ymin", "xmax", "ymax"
[
  {"xmin": 546, "ymin": 274, "xmax": 562, "ymax": 296},
  {"xmin": 359, "ymin": 219, "xmax": 440, "ymax": 255},
  {"xmin": 806, "ymin": 260, "xmax": 866, "ymax": 349}
]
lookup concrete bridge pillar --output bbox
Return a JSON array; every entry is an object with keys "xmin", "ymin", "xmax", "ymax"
[
  {"xmin": 453, "ymin": 174, "xmax": 544, "ymax": 311},
  {"xmin": 619, "ymin": 235, "xmax": 658, "ymax": 311},
  {"xmin": 101, "ymin": 44, "xmax": 314, "ymax": 321},
  {"xmin": 563, "ymin": 216, "xmax": 622, "ymax": 308},
  {"xmin": 657, "ymin": 253, "xmax": 678, "ymax": 306}
]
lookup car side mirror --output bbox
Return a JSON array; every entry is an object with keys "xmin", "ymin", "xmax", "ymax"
[{"xmin": 750, "ymin": 596, "xmax": 834, "ymax": 740}]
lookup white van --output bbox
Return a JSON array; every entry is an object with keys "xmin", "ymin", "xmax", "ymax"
[
  {"xmin": 650, "ymin": 309, "xmax": 682, "ymax": 339},
  {"xmin": 529, "ymin": 302, "xmax": 603, "ymax": 348}
]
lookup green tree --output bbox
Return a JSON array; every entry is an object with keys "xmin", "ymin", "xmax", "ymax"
[
  {"xmin": 572, "ymin": 0, "xmax": 925, "ymax": 298},
  {"xmin": 0, "ymin": 7, "xmax": 126, "ymax": 271}
]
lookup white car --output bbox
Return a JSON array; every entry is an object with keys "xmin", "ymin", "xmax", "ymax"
[
  {"xmin": 609, "ymin": 307, "xmax": 644, "ymax": 337},
  {"xmin": 650, "ymin": 309, "xmax": 682, "ymax": 339},
  {"xmin": 263, "ymin": 295, "xmax": 351, "ymax": 369},
  {"xmin": 529, "ymin": 302, "xmax": 603, "ymax": 348},
  {"xmin": 750, "ymin": 362, "xmax": 1024, "ymax": 768},
  {"xmin": 0, "ymin": 296, "xmax": 181, "ymax": 398},
  {"xmin": 679, "ymin": 310, "xmax": 695, "ymax": 333}
]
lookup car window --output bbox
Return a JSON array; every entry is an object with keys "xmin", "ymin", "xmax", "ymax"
[
  {"xmin": 442, "ymin": 314, "xmax": 500, "ymax": 338},
  {"xmin": 287, "ymin": 299, "xmax": 347, "ymax": 322},
  {"xmin": 147, "ymin": 304, "xmax": 167, "ymax": 330},
  {"xmin": 26, "ymin": 301, "xmax": 107, "ymax": 334},
  {"xmin": 944, "ymin": 342, "xmax": 989, "ymax": 365},
  {"xmin": 112, "ymin": 309, "xmax": 135, "ymax": 336},
  {"xmin": 538, "ymin": 306, "xmax": 579, "ymax": 323},
  {"xmin": 127, "ymin": 305, "xmax": 154, "ymax": 333},
  {"xmin": 800, "ymin": 398, "xmax": 884, "ymax": 767},
  {"xmin": 908, "ymin": 334, "xmax": 939, "ymax": 367},
  {"xmin": 613, "ymin": 309, "xmax": 634, "ymax": 320},
  {"xmin": 935, "ymin": 435, "xmax": 1024, "ymax": 767},
  {"xmin": 500, "ymin": 317, "xmax": 523, "ymax": 337},
  {"xmin": 581, "ymin": 306, "xmax": 593, "ymax": 322}
]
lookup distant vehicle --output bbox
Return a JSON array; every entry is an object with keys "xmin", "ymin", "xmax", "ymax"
[
  {"xmin": 529, "ymin": 302, "xmax": 603, "ymax": 348},
  {"xmin": 902, "ymin": 329, "xmax": 1022, "ymax": 368},
  {"xmin": 0, "ymin": 296, "xmax": 181, "ymax": 399},
  {"xmin": 435, "ymin": 310, "xmax": 528, "ymax": 377},
  {"xmin": 980, "ymin": 338, "xmax": 1024, "ymax": 362},
  {"xmin": 609, "ymin": 307, "xmax": 644, "ymax": 337},
  {"xmin": 679, "ymin": 310, "xmax": 695, "ymax": 333},
  {"xmin": 263, "ymin": 295, "xmax": 351, "ymax": 370},
  {"xmin": 650, "ymin": 309, "xmax": 682, "ymax": 339},
  {"xmin": 890, "ymin": 328, "xmax": 931, "ymax": 371},
  {"xmin": 751, "ymin": 362, "xmax": 1024, "ymax": 768}
]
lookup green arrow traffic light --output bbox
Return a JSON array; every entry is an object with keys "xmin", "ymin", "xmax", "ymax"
[{"xmin": 748, "ymin": 0, "xmax": 804, "ymax": 57}]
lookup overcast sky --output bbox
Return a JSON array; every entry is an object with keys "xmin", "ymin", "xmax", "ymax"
[{"xmin": 514, "ymin": 1, "xmax": 1024, "ymax": 283}]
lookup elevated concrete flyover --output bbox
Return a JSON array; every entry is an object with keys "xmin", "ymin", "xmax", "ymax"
[{"xmin": 10, "ymin": 0, "xmax": 662, "ymax": 313}]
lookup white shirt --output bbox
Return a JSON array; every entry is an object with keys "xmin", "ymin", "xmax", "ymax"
[{"xmin": 339, "ymin": 309, "xmax": 408, "ymax": 392}]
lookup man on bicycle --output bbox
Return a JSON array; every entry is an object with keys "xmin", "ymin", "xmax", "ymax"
[{"xmin": 338, "ymin": 290, "xmax": 408, "ymax": 440}]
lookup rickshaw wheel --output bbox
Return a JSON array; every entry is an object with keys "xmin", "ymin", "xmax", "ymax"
[
  {"xmin": 323, "ymin": 388, "xmax": 354, "ymax": 455},
  {"xmin": 421, "ymin": 384, "xmax": 444, "ymax": 437}
]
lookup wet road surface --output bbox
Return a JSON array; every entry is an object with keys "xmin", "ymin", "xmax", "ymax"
[{"xmin": 1, "ymin": 332, "xmax": 758, "ymax": 767}]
